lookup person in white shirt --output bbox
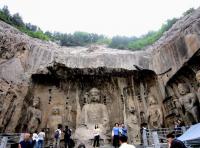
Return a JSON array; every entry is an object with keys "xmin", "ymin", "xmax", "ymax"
[
  {"xmin": 38, "ymin": 129, "xmax": 45, "ymax": 148},
  {"xmin": 119, "ymin": 135, "xmax": 136, "ymax": 148},
  {"xmin": 32, "ymin": 130, "xmax": 39, "ymax": 148},
  {"xmin": 93, "ymin": 124, "xmax": 100, "ymax": 147},
  {"xmin": 53, "ymin": 124, "xmax": 62, "ymax": 148}
]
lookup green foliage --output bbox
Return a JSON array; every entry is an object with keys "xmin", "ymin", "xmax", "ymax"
[
  {"xmin": 0, "ymin": 7, "xmax": 13, "ymax": 25},
  {"xmin": 12, "ymin": 13, "xmax": 24, "ymax": 26},
  {"xmin": 96, "ymin": 37, "xmax": 111, "ymax": 45},
  {"xmin": 109, "ymin": 36, "xmax": 136, "ymax": 49},
  {"xmin": 54, "ymin": 32, "xmax": 109, "ymax": 46},
  {"xmin": 111, "ymin": 17, "xmax": 178, "ymax": 50},
  {"xmin": 183, "ymin": 8, "xmax": 195, "ymax": 16},
  {"xmin": 0, "ymin": 5, "xmax": 49, "ymax": 41},
  {"xmin": 0, "ymin": 6, "xmax": 196, "ymax": 50}
]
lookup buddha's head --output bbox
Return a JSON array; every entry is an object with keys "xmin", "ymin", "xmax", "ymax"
[
  {"xmin": 89, "ymin": 88, "xmax": 100, "ymax": 103},
  {"xmin": 148, "ymin": 95, "xmax": 157, "ymax": 106},
  {"xmin": 33, "ymin": 97, "xmax": 40, "ymax": 108},
  {"xmin": 178, "ymin": 83, "xmax": 189, "ymax": 95}
]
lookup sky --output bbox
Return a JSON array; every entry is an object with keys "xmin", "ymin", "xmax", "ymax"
[{"xmin": 0, "ymin": 0, "xmax": 199, "ymax": 37}]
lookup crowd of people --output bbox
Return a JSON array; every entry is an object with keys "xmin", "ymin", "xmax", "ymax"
[
  {"xmin": 111, "ymin": 123, "xmax": 135, "ymax": 148},
  {"xmin": 18, "ymin": 124, "xmax": 74, "ymax": 148},
  {"xmin": 18, "ymin": 129, "xmax": 45, "ymax": 148},
  {"xmin": 91, "ymin": 122, "xmax": 135, "ymax": 148},
  {"xmin": 17, "ymin": 122, "xmax": 187, "ymax": 148},
  {"xmin": 53, "ymin": 124, "xmax": 74, "ymax": 148}
]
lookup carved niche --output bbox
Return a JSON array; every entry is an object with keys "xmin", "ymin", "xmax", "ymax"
[
  {"xmin": 80, "ymin": 88, "xmax": 109, "ymax": 131},
  {"xmin": 147, "ymin": 95, "xmax": 163, "ymax": 129},
  {"xmin": 178, "ymin": 83, "xmax": 200, "ymax": 124},
  {"xmin": 25, "ymin": 96, "xmax": 42, "ymax": 133}
]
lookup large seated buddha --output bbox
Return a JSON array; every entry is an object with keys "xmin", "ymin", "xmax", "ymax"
[{"xmin": 75, "ymin": 88, "xmax": 109, "ymax": 142}]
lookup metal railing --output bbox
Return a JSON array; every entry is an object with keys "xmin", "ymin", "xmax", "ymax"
[
  {"xmin": 142, "ymin": 127, "xmax": 189, "ymax": 148},
  {"xmin": 0, "ymin": 133, "xmax": 21, "ymax": 148}
]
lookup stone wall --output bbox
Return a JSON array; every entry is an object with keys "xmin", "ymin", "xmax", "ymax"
[{"xmin": 0, "ymin": 6, "xmax": 200, "ymax": 146}]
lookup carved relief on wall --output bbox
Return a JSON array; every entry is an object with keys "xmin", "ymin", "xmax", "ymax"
[
  {"xmin": 196, "ymin": 70, "xmax": 200, "ymax": 103},
  {"xmin": 47, "ymin": 106, "xmax": 63, "ymax": 136},
  {"xmin": 25, "ymin": 96, "xmax": 42, "ymax": 133},
  {"xmin": 178, "ymin": 83, "xmax": 200, "ymax": 124},
  {"xmin": 126, "ymin": 107, "xmax": 140, "ymax": 144},
  {"xmin": 163, "ymin": 96, "xmax": 176, "ymax": 116},
  {"xmin": 147, "ymin": 95, "xmax": 163, "ymax": 129}
]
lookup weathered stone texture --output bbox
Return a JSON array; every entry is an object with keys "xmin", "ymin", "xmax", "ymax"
[{"xmin": 0, "ymin": 7, "xmax": 200, "ymax": 146}]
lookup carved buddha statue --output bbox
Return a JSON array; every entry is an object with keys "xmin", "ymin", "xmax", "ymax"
[
  {"xmin": 75, "ymin": 88, "xmax": 109, "ymax": 141},
  {"xmin": 80, "ymin": 88, "xmax": 109, "ymax": 131},
  {"xmin": 126, "ymin": 107, "xmax": 140, "ymax": 144},
  {"xmin": 196, "ymin": 70, "xmax": 200, "ymax": 103},
  {"xmin": 147, "ymin": 95, "xmax": 163, "ymax": 129},
  {"xmin": 27, "ymin": 96, "xmax": 42, "ymax": 133},
  {"xmin": 178, "ymin": 83, "xmax": 200, "ymax": 123}
]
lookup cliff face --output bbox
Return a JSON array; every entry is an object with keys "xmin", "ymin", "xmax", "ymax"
[{"xmin": 0, "ymin": 7, "xmax": 200, "ymax": 146}]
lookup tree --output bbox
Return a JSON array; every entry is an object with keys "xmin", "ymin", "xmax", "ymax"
[
  {"xmin": 26, "ymin": 23, "xmax": 37, "ymax": 32},
  {"xmin": 109, "ymin": 36, "xmax": 136, "ymax": 49},
  {"xmin": 12, "ymin": 13, "xmax": 24, "ymax": 26},
  {"xmin": 183, "ymin": 8, "xmax": 195, "ymax": 16},
  {"xmin": 2, "ymin": 6, "xmax": 10, "ymax": 17}
]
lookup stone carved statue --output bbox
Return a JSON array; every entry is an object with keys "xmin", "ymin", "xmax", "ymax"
[
  {"xmin": 147, "ymin": 95, "xmax": 163, "ymax": 129},
  {"xmin": 75, "ymin": 88, "xmax": 109, "ymax": 141},
  {"xmin": 196, "ymin": 70, "xmax": 200, "ymax": 103},
  {"xmin": 178, "ymin": 83, "xmax": 200, "ymax": 123},
  {"xmin": 47, "ymin": 106, "xmax": 63, "ymax": 140},
  {"xmin": 48, "ymin": 106, "xmax": 63, "ymax": 132},
  {"xmin": 80, "ymin": 88, "xmax": 109, "ymax": 129},
  {"xmin": 26, "ymin": 97, "xmax": 42, "ymax": 133},
  {"xmin": 126, "ymin": 107, "xmax": 140, "ymax": 144}
]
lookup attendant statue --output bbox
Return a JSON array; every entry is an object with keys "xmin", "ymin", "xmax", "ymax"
[
  {"xmin": 126, "ymin": 107, "xmax": 140, "ymax": 144},
  {"xmin": 178, "ymin": 83, "xmax": 200, "ymax": 123},
  {"xmin": 48, "ymin": 107, "xmax": 63, "ymax": 132},
  {"xmin": 147, "ymin": 95, "xmax": 163, "ymax": 129},
  {"xmin": 26, "ymin": 97, "xmax": 42, "ymax": 133},
  {"xmin": 196, "ymin": 70, "xmax": 200, "ymax": 103}
]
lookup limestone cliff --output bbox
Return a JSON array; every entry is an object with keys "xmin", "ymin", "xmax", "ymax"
[{"xmin": 0, "ymin": 7, "xmax": 200, "ymax": 146}]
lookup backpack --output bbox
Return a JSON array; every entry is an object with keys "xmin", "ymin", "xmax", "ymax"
[
  {"xmin": 54, "ymin": 130, "xmax": 59, "ymax": 139},
  {"xmin": 66, "ymin": 129, "xmax": 71, "ymax": 137}
]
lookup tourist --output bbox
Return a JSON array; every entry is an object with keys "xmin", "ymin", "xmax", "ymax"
[
  {"xmin": 32, "ymin": 130, "xmax": 38, "ymax": 148},
  {"xmin": 63, "ymin": 126, "xmax": 72, "ymax": 148},
  {"xmin": 38, "ymin": 129, "xmax": 45, "ymax": 148},
  {"xmin": 53, "ymin": 124, "xmax": 62, "ymax": 148},
  {"xmin": 93, "ymin": 124, "xmax": 100, "ymax": 148},
  {"xmin": 119, "ymin": 135, "xmax": 135, "ymax": 148},
  {"xmin": 119, "ymin": 124, "xmax": 122, "ymax": 136},
  {"xmin": 112, "ymin": 123, "xmax": 120, "ymax": 148},
  {"xmin": 166, "ymin": 133, "xmax": 186, "ymax": 148},
  {"xmin": 18, "ymin": 133, "xmax": 32, "ymax": 148},
  {"xmin": 121, "ymin": 123, "xmax": 127, "ymax": 137}
]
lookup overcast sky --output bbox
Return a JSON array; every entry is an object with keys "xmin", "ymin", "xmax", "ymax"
[{"xmin": 0, "ymin": 0, "xmax": 199, "ymax": 37}]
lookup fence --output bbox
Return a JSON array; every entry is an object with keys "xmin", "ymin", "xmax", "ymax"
[
  {"xmin": 0, "ymin": 133, "xmax": 21, "ymax": 148},
  {"xmin": 142, "ymin": 127, "xmax": 188, "ymax": 148}
]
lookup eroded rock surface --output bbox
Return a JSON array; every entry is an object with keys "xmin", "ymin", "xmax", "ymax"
[{"xmin": 0, "ymin": 7, "xmax": 200, "ymax": 146}]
